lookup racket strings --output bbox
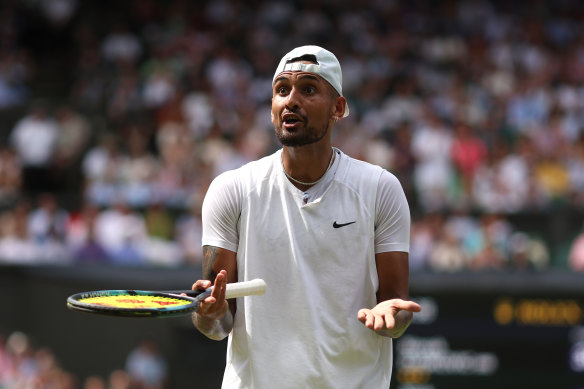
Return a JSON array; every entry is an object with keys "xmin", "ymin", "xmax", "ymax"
[{"xmin": 79, "ymin": 295, "xmax": 192, "ymax": 309}]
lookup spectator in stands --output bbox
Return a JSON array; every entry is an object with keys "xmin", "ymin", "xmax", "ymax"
[
  {"xmin": 28, "ymin": 193, "xmax": 68, "ymax": 242},
  {"xmin": 93, "ymin": 199, "xmax": 147, "ymax": 265},
  {"xmin": 125, "ymin": 339, "xmax": 167, "ymax": 389},
  {"xmin": 174, "ymin": 198, "xmax": 204, "ymax": 266},
  {"xmin": 0, "ymin": 49, "xmax": 32, "ymax": 109},
  {"xmin": 82, "ymin": 132, "xmax": 126, "ymax": 207},
  {"xmin": 141, "ymin": 58, "xmax": 179, "ymax": 110},
  {"xmin": 0, "ymin": 200, "xmax": 40, "ymax": 263},
  {"xmin": 533, "ymin": 153, "xmax": 571, "ymax": 205},
  {"xmin": 101, "ymin": 22, "xmax": 142, "ymax": 66},
  {"xmin": 508, "ymin": 232, "xmax": 550, "ymax": 271},
  {"xmin": 472, "ymin": 139, "xmax": 529, "ymax": 213},
  {"xmin": 52, "ymin": 105, "xmax": 91, "ymax": 193},
  {"xmin": 107, "ymin": 68, "xmax": 142, "ymax": 121},
  {"xmin": 9, "ymin": 103, "xmax": 59, "ymax": 195},
  {"xmin": 142, "ymin": 202, "xmax": 183, "ymax": 266},
  {"xmin": 27, "ymin": 192, "xmax": 71, "ymax": 263},
  {"xmin": 180, "ymin": 90, "xmax": 215, "ymax": 139},
  {"xmin": 429, "ymin": 227, "xmax": 468, "ymax": 272},
  {"xmin": 450, "ymin": 120, "xmax": 488, "ymax": 202},
  {"xmin": 410, "ymin": 110, "xmax": 455, "ymax": 211},
  {"xmin": 152, "ymin": 121, "xmax": 195, "ymax": 208},
  {"xmin": 463, "ymin": 214, "xmax": 508, "ymax": 271},
  {"xmin": 408, "ymin": 213, "xmax": 439, "ymax": 271},
  {"xmin": 117, "ymin": 124, "xmax": 159, "ymax": 208},
  {"xmin": 389, "ymin": 121, "xmax": 417, "ymax": 204},
  {"xmin": 69, "ymin": 202, "xmax": 110, "ymax": 263}
]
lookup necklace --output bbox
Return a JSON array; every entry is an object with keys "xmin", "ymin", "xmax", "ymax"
[{"xmin": 281, "ymin": 148, "xmax": 335, "ymax": 186}]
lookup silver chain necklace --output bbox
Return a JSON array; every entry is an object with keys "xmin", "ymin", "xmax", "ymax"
[{"xmin": 281, "ymin": 148, "xmax": 335, "ymax": 186}]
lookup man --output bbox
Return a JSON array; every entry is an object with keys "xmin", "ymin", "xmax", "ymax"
[{"xmin": 191, "ymin": 45, "xmax": 421, "ymax": 388}]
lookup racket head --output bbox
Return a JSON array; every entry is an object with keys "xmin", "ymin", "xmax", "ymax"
[{"xmin": 67, "ymin": 289, "xmax": 203, "ymax": 318}]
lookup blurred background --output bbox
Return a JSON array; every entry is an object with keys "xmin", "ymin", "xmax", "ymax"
[{"xmin": 0, "ymin": 0, "xmax": 583, "ymax": 388}]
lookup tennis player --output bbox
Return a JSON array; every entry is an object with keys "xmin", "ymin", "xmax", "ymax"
[{"xmin": 191, "ymin": 45, "xmax": 421, "ymax": 388}]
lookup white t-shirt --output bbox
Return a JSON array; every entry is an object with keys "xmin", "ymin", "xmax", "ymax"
[{"xmin": 202, "ymin": 148, "xmax": 410, "ymax": 389}]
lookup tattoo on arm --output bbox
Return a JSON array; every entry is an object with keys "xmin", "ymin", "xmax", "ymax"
[
  {"xmin": 195, "ymin": 245, "xmax": 234, "ymax": 341},
  {"xmin": 202, "ymin": 245, "xmax": 218, "ymax": 281}
]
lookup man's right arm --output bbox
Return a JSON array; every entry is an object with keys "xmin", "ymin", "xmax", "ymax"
[{"xmin": 192, "ymin": 245, "xmax": 238, "ymax": 341}]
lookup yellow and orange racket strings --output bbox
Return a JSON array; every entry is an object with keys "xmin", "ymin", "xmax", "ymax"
[{"xmin": 79, "ymin": 295, "xmax": 192, "ymax": 309}]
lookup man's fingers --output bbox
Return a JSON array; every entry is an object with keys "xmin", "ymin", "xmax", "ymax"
[
  {"xmin": 358, "ymin": 300, "xmax": 421, "ymax": 331},
  {"xmin": 394, "ymin": 300, "xmax": 422, "ymax": 313},
  {"xmin": 358, "ymin": 309, "xmax": 381, "ymax": 330},
  {"xmin": 192, "ymin": 279, "xmax": 212, "ymax": 291},
  {"xmin": 384, "ymin": 312, "xmax": 396, "ymax": 330},
  {"xmin": 212, "ymin": 271, "xmax": 227, "ymax": 302},
  {"xmin": 357, "ymin": 309, "xmax": 370, "ymax": 326}
]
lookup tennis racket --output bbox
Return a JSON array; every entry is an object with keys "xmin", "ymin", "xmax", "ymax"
[{"xmin": 66, "ymin": 278, "xmax": 266, "ymax": 318}]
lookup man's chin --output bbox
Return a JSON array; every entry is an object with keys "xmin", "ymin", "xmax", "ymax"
[
  {"xmin": 275, "ymin": 127, "xmax": 327, "ymax": 147},
  {"xmin": 277, "ymin": 135, "xmax": 314, "ymax": 147},
  {"xmin": 276, "ymin": 129, "xmax": 307, "ymax": 147}
]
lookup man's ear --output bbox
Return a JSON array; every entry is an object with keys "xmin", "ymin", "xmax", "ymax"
[{"xmin": 333, "ymin": 96, "xmax": 347, "ymax": 119}]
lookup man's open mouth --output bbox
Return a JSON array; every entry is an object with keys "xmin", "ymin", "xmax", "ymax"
[{"xmin": 283, "ymin": 113, "xmax": 302, "ymax": 125}]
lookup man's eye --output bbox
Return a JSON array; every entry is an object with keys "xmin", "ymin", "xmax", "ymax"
[
  {"xmin": 277, "ymin": 87, "xmax": 288, "ymax": 94},
  {"xmin": 305, "ymin": 86, "xmax": 315, "ymax": 94}
]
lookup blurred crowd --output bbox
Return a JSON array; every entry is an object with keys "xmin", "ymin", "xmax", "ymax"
[
  {"xmin": 0, "ymin": 331, "xmax": 167, "ymax": 389},
  {"xmin": 0, "ymin": 0, "xmax": 583, "ymax": 271}
]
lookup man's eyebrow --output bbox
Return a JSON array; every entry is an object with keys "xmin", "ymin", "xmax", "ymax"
[{"xmin": 274, "ymin": 74, "xmax": 322, "ymax": 85}]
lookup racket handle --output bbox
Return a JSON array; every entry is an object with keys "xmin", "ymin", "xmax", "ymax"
[
  {"xmin": 173, "ymin": 279, "xmax": 266, "ymax": 299},
  {"xmin": 225, "ymin": 278, "xmax": 267, "ymax": 299}
]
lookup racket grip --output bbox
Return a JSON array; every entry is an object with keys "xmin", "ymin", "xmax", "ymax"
[
  {"xmin": 174, "ymin": 279, "xmax": 266, "ymax": 299},
  {"xmin": 225, "ymin": 279, "xmax": 266, "ymax": 299}
]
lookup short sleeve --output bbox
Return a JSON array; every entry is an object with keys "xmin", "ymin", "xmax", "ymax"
[
  {"xmin": 201, "ymin": 170, "xmax": 242, "ymax": 252},
  {"xmin": 374, "ymin": 170, "xmax": 411, "ymax": 254}
]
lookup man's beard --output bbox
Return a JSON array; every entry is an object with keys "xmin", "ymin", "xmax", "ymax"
[{"xmin": 275, "ymin": 121, "xmax": 329, "ymax": 147}]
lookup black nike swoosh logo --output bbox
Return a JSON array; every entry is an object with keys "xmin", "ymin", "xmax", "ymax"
[{"xmin": 333, "ymin": 221, "xmax": 356, "ymax": 228}]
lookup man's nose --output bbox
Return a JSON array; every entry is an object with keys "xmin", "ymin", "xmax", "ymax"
[{"xmin": 284, "ymin": 87, "xmax": 301, "ymax": 111}]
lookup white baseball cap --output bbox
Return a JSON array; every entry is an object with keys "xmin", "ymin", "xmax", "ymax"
[{"xmin": 273, "ymin": 45, "xmax": 349, "ymax": 118}]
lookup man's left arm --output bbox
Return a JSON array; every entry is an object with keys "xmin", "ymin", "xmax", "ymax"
[{"xmin": 357, "ymin": 251, "xmax": 421, "ymax": 338}]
